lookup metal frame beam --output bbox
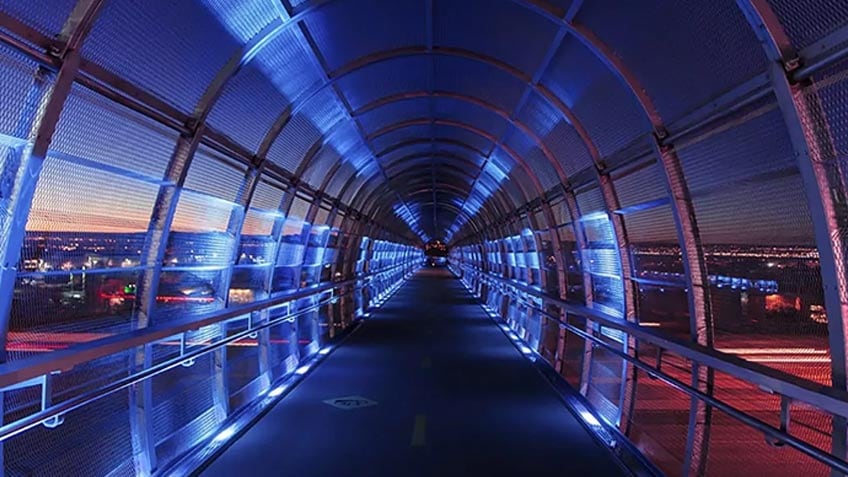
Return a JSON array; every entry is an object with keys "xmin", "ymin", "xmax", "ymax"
[
  {"xmin": 0, "ymin": 2, "xmax": 106, "ymax": 475},
  {"xmin": 736, "ymin": 2, "xmax": 848, "ymax": 474},
  {"xmin": 351, "ymin": 119, "xmax": 538, "ymax": 218}
]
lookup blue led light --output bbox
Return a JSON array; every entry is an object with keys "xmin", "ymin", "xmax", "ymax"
[
  {"xmin": 200, "ymin": 0, "xmax": 287, "ymax": 43},
  {"xmin": 213, "ymin": 425, "xmax": 237, "ymax": 443},
  {"xmin": 483, "ymin": 161, "xmax": 508, "ymax": 183},
  {"xmin": 294, "ymin": 364, "xmax": 312, "ymax": 375},
  {"xmin": 579, "ymin": 410, "xmax": 602, "ymax": 428},
  {"xmin": 267, "ymin": 385, "xmax": 288, "ymax": 398}
]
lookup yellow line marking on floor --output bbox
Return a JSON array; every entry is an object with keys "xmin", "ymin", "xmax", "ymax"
[
  {"xmin": 420, "ymin": 356, "xmax": 431, "ymax": 369},
  {"xmin": 410, "ymin": 414, "xmax": 427, "ymax": 447}
]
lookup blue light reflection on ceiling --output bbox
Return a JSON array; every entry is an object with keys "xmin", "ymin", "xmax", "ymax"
[
  {"xmin": 447, "ymin": 155, "xmax": 511, "ymax": 241},
  {"xmin": 203, "ymin": 1, "xmax": 423, "ymax": 242},
  {"xmin": 200, "ymin": 0, "xmax": 287, "ymax": 43}
]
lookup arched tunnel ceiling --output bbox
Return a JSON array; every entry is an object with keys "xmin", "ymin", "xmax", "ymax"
[{"xmin": 16, "ymin": 0, "xmax": 791, "ymax": 245}]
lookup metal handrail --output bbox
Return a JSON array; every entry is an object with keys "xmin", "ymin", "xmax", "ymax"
[
  {"xmin": 543, "ymin": 302, "xmax": 848, "ymax": 474},
  {"xmin": 0, "ymin": 263, "xmax": 416, "ymax": 442},
  {"xmin": 0, "ymin": 291, "xmax": 339, "ymax": 442},
  {"xmin": 459, "ymin": 264, "xmax": 848, "ymax": 419},
  {"xmin": 0, "ymin": 281, "xmax": 347, "ymax": 389},
  {"xmin": 461, "ymin": 264, "xmax": 848, "ymax": 473},
  {"xmin": 0, "ymin": 262, "xmax": 412, "ymax": 390},
  {"xmin": 457, "ymin": 264, "xmax": 848, "ymax": 473}
]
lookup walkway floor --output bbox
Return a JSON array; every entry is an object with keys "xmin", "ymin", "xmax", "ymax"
[{"xmin": 199, "ymin": 268, "xmax": 628, "ymax": 477}]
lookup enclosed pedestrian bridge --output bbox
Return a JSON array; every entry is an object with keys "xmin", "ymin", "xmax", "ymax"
[{"xmin": 0, "ymin": 0, "xmax": 848, "ymax": 475}]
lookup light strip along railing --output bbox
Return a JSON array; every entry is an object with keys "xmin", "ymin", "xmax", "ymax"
[
  {"xmin": 458, "ymin": 263, "xmax": 848, "ymax": 474},
  {"xmin": 0, "ymin": 262, "xmax": 414, "ymax": 442}
]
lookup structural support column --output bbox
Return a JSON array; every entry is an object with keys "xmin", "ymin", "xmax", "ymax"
[
  {"xmin": 554, "ymin": 20, "xmax": 716, "ymax": 471},
  {"xmin": 652, "ymin": 139, "xmax": 714, "ymax": 476},
  {"xmin": 782, "ymin": 63, "xmax": 848, "ymax": 476},
  {"xmin": 0, "ymin": 2, "xmax": 103, "ymax": 476},
  {"xmin": 737, "ymin": 3, "xmax": 848, "ymax": 473},
  {"xmin": 132, "ymin": 130, "xmax": 202, "ymax": 475}
]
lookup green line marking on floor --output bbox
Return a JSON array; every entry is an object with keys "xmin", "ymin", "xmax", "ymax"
[{"xmin": 410, "ymin": 414, "xmax": 427, "ymax": 447}]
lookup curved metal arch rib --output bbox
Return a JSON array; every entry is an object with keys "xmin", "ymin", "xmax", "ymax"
[
  {"xmin": 386, "ymin": 149, "xmax": 480, "ymax": 174},
  {"xmin": 352, "ymin": 165, "xmax": 516, "ymax": 230},
  {"xmin": 364, "ymin": 180, "xmax": 496, "ymax": 238},
  {"xmin": 386, "ymin": 161, "xmax": 481, "ymax": 187},
  {"xmin": 354, "ymin": 90, "xmax": 572, "ymax": 179},
  {"xmin": 352, "ymin": 118, "xmax": 543, "ymax": 216},
  {"xmin": 377, "ymin": 168, "xmax": 513, "ymax": 223},
  {"xmin": 377, "ymin": 137, "xmax": 489, "ymax": 159},
  {"xmin": 353, "ymin": 155, "xmax": 515, "ymax": 232},
  {"xmin": 344, "ymin": 124, "xmax": 540, "ymax": 234},
  {"xmin": 252, "ymin": 46, "xmax": 584, "ymax": 185},
  {"xmin": 234, "ymin": 45, "xmax": 601, "ymax": 254},
  {"xmin": 366, "ymin": 118, "xmax": 553, "ymax": 194}
]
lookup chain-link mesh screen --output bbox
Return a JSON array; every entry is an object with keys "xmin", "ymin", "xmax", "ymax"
[
  {"xmin": 207, "ymin": 27, "xmax": 321, "ymax": 151},
  {"xmin": 231, "ymin": 178, "xmax": 284, "ymax": 302},
  {"xmin": 557, "ymin": 222, "xmax": 584, "ymax": 304},
  {"xmin": 704, "ymin": 402, "xmax": 828, "ymax": 476},
  {"xmin": 15, "ymin": 155, "xmax": 157, "ymax": 357},
  {"xmin": 183, "ymin": 147, "xmax": 247, "ymax": 203},
  {"xmin": 226, "ymin": 318, "xmax": 263, "ymax": 409},
  {"xmin": 368, "ymin": 124, "xmax": 428, "ymax": 155},
  {"xmin": 152, "ymin": 350, "xmax": 222, "ymax": 466},
  {"xmin": 767, "ymin": 0, "xmax": 848, "ymax": 50},
  {"xmin": 250, "ymin": 178, "xmax": 286, "ymax": 211},
  {"xmin": 84, "ymin": 0, "xmax": 242, "ymax": 113},
  {"xmin": 357, "ymin": 99, "xmax": 429, "ymax": 136},
  {"xmin": 584, "ymin": 335, "xmax": 623, "ymax": 425},
  {"xmin": 539, "ymin": 311, "xmax": 561, "ymax": 364},
  {"xmin": 517, "ymin": 91, "xmax": 595, "ymax": 178},
  {"xmin": 559, "ymin": 314, "xmax": 587, "ymax": 387},
  {"xmin": 337, "ymin": 56, "xmax": 429, "ymax": 110},
  {"xmin": 541, "ymin": 35, "xmax": 651, "ymax": 157},
  {"xmin": 434, "ymin": 55, "xmax": 525, "ymax": 113},
  {"xmin": 54, "ymin": 84, "xmax": 178, "ymax": 179},
  {"xmin": 576, "ymin": 0, "xmax": 766, "ymax": 123},
  {"xmin": 0, "ymin": 0, "xmax": 75, "ymax": 37},
  {"xmin": 434, "ymin": 123, "xmax": 494, "ymax": 155},
  {"xmin": 266, "ymin": 89, "xmax": 344, "ymax": 173},
  {"xmin": 434, "ymin": 0, "xmax": 557, "ymax": 74},
  {"xmin": 5, "ymin": 390, "xmax": 135, "ymax": 476},
  {"xmin": 324, "ymin": 162, "xmax": 357, "ymax": 197},
  {"xmin": 676, "ymin": 95, "xmax": 829, "ymax": 382},
  {"xmin": 503, "ymin": 132, "xmax": 561, "ymax": 190},
  {"xmin": 170, "ymin": 189, "xmax": 236, "ymax": 234},
  {"xmin": 0, "ymin": 44, "xmax": 44, "ymax": 138},
  {"xmin": 158, "ymin": 182, "xmax": 238, "ymax": 322},
  {"xmin": 434, "ymin": 96, "xmax": 508, "ymax": 139},
  {"xmin": 303, "ymin": 0, "xmax": 423, "ymax": 72},
  {"xmin": 627, "ymin": 361, "xmax": 691, "ymax": 477}
]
